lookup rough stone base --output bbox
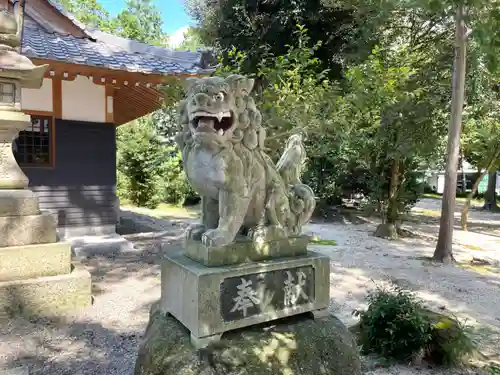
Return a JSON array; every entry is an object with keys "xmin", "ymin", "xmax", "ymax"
[
  {"xmin": 161, "ymin": 250, "xmax": 329, "ymax": 344},
  {"xmin": 0, "ymin": 242, "xmax": 71, "ymax": 281},
  {"xmin": 0, "ymin": 211, "xmax": 57, "ymax": 247},
  {"xmin": 134, "ymin": 302, "xmax": 362, "ymax": 375},
  {"xmin": 0, "ymin": 261, "xmax": 91, "ymax": 319}
]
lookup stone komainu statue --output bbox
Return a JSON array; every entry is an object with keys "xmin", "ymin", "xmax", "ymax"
[{"xmin": 175, "ymin": 74, "xmax": 316, "ymax": 247}]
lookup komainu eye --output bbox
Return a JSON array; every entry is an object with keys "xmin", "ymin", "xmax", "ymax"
[{"xmin": 214, "ymin": 92, "xmax": 225, "ymax": 101}]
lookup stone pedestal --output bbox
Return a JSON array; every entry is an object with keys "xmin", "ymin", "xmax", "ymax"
[
  {"xmin": 160, "ymin": 246, "xmax": 330, "ymax": 348},
  {"xmin": 0, "ymin": 99, "xmax": 91, "ymax": 321},
  {"xmin": 0, "ymin": 188, "xmax": 92, "ymax": 318}
]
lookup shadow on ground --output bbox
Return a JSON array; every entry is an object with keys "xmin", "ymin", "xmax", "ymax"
[{"xmin": 2, "ymin": 314, "xmax": 142, "ymax": 375}]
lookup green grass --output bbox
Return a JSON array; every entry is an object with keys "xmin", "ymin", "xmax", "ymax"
[
  {"xmin": 310, "ymin": 237, "xmax": 337, "ymax": 246},
  {"xmin": 411, "ymin": 208, "xmax": 441, "ymax": 217}
]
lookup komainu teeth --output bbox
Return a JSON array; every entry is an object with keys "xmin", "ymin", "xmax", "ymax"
[
  {"xmin": 217, "ymin": 112, "xmax": 223, "ymax": 121},
  {"xmin": 218, "ymin": 129, "xmax": 224, "ymax": 135}
]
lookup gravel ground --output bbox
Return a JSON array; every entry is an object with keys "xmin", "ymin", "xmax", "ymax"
[{"xmin": 1, "ymin": 205, "xmax": 499, "ymax": 375}]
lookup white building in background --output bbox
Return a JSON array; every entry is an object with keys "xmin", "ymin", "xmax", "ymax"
[{"xmin": 426, "ymin": 161, "xmax": 500, "ymax": 194}]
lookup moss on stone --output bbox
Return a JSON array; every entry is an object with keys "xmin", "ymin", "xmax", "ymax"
[{"xmin": 134, "ymin": 302, "xmax": 362, "ymax": 375}]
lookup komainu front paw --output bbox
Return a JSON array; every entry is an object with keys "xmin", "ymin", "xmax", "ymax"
[
  {"xmin": 202, "ymin": 228, "xmax": 233, "ymax": 247},
  {"xmin": 185, "ymin": 224, "xmax": 206, "ymax": 241}
]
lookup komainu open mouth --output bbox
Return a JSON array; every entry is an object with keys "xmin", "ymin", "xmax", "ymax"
[{"xmin": 189, "ymin": 111, "xmax": 233, "ymax": 135}]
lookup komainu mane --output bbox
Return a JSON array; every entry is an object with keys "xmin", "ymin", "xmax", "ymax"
[{"xmin": 175, "ymin": 74, "xmax": 316, "ymax": 247}]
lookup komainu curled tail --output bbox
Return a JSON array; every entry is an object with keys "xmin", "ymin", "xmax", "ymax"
[
  {"xmin": 277, "ymin": 133, "xmax": 316, "ymax": 234},
  {"xmin": 276, "ymin": 133, "xmax": 306, "ymax": 187}
]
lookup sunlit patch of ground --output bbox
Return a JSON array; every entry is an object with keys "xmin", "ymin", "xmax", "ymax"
[{"xmin": 121, "ymin": 203, "xmax": 201, "ymax": 220}]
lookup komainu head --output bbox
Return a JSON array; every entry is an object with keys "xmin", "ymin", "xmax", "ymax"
[{"xmin": 176, "ymin": 74, "xmax": 264, "ymax": 150}]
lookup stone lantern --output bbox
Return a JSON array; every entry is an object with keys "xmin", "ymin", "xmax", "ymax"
[
  {"xmin": 0, "ymin": 8, "xmax": 49, "ymax": 189},
  {"xmin": 0, "ymin": 7, "xmax": 91, "ymax": 319}
]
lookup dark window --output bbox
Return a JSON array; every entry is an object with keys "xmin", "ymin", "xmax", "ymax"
[
  {"xmin": 0, "ymin": 82, "xmax": 15, "ymax": 105},
  {"xmin": 14, "ymin": 116, "xmax": 53, "ymax": 167}
]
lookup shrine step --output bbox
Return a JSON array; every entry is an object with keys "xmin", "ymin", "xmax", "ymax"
[
  {"xmin": 160, "ymin": 250, "xmax": 329, "ymax": 345},
  {"xmin": 0, "ymin": 261, "xmax": 91, "ymax": 319},
  {"xmin": 0, "ymin": 242, "xmax": 71, "ymax": 282}
]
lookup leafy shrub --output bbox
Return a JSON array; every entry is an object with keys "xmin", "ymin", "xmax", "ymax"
[
  {"xmin": 491, "ymin": 365, "xmax": 500, "ymax": 375},
  {"xmin": 161, "ymin": 147, "xmax": 196, "ymax": 205},
  {"xmin": 427, "ymin": 313, "xmax": 476, "ymax": 366},
  {"xmin": 354, "ymin": 286, "xmax": 432, "ymax": 361},
  {"xmin": 117, "ymin": 118, "xmax": 165, "ymax": 209},
  {"xmin": 354, "ymin": 286, "xmax": 476, "ymax": 366},
  {"xmin": 116, "ymin": 169, "xmax": 130, "ymax": 204}
]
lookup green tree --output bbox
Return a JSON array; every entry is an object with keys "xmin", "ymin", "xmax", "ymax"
[
  {"xmin": 116, "ymin": 117, "xmax": 165, "ymax": 208},
  {"xmin": 431, "ymin": 0, "xmax": 500, "ymax": 263},
  {"xmin": 171, "ymin": 27, "xmax": 205, "ymax": 51},
  {"xmin": 216, "ymin": 26, "xmax": 354, "ymax": 204},
  {"xmin": 114, "ymin": 0, "xmax": 165, "ymax": 44},
  {"xmin": 186, "ymin": 0, "xmax": 372, "ymax": 83},
  {"xmin": 460, "ymin": 56, "xmax": 500, "ymax": 227},
  {"xmin": 58, "ymin": 0, "xmax": 165, "ymax": 44},
  {"xmin": 344, "ymin": 42, "xmax": 449, "ymax": 238},
  {"xmin": 56, "ymin": 0, "xmax": 116, "ymax": 31}
]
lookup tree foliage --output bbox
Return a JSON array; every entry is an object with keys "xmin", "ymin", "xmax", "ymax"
[
  {"xmin": 116, "ymin": 118, "xmax": 165, "ymax": 208},
  {"xmin": 186, "ymin": 0, "xmax": 372, "ymax": 82},
  {"xmin": 114, "ymin": 0, "xmax": 165, "ymax": 44},
  {"xmin": 57, "ymin": 0, "xmax": 165, "ymax": 44}
]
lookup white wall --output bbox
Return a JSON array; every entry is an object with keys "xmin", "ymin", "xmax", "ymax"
[
  {"xmin": 437, "ymin": 175, "xmax": 445, "ymax": 194},
  {"xmin": 21, "ymin": 78, "xmax": 53, "ymax": 112},
  {"xmin": 21, "ymin": 76, "xmax": 108, "ymax": 123},
  {"xmin": 426, "ymin": 175, "xmax": 438, "ymax": 191},
  {"xmin": 62, "ymin": 76, "xmax": 105, "ymax": 123}
]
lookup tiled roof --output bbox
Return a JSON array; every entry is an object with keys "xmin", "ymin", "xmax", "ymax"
[{"xmin": 21, "ymin": 23, "xmax": 214, "ymax": 76}]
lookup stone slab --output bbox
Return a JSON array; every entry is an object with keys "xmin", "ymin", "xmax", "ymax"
[
  {"xmin": 69, "ymin": 234, "xmax": 135, "ymax": 257},
  {"xmin": 0, "ymin": 189, "xmax": 40, "ymax": 217},
  {"xmin": 0, "ymin": 211, "xmax": 57, "ymax": 248},
  {"xmin": 160, "ymin": 250, "xmax": 330, "ymax": 342},
  {"xmin": 184, "ymin": 235, "xmax": 309, "ymax": 267},
  {"xmin": 0, "ymin": 242, "xmax": 71, "ymax": 282},
  {"xmin": 0, "ymin": 261, "xmax": 92, "ymax": 319}
]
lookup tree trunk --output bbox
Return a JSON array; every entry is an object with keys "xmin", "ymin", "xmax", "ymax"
[
  {"xmin": 461, "ymin": 170, "xmax": 488, "ymax": 231},
  {"xmin": 460, "ymin": 150, "xmax": 467, "ymax": 193},
  {"xmin": 483, "ymin": 170, "xmax": 499, "ymax": 211},
  {"xmin": 374, "ymin": 157, "xmax": 400, "ymax": 239},
  {"xmin": 433, "ymin": 5, "xmax": 467, "ymax": 264}
]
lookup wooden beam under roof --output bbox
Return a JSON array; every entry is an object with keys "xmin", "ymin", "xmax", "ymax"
[{"xmin": 30, "ymin": 58, "xmax": 201, "ymax": 87}]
